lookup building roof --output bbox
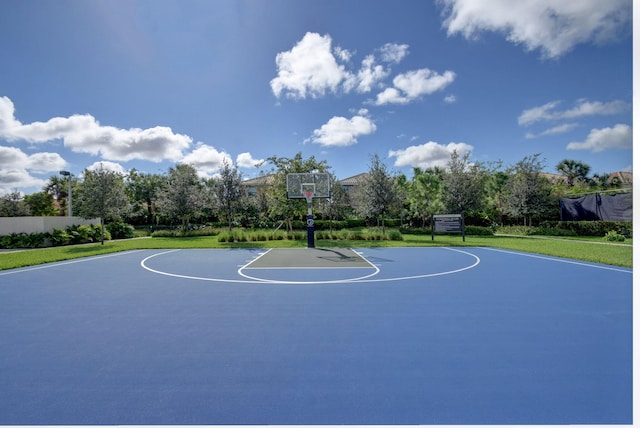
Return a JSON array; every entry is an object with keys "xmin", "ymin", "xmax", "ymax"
[
  {"xmin": 338, "ymin": 173, "xmax": 369, "ymax": 186},
  {"xmin": 242, "ymin": 175, "xmax": 275, "ymax": 186}
]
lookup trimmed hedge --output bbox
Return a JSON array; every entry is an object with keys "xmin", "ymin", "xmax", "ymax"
[
  {"xmin": 537, "ymin": 221, "xmax": 632, "ymax": 238},
  {"xmin": 399, "ymin": 226, "xmax": 494, "ymax": 236}
]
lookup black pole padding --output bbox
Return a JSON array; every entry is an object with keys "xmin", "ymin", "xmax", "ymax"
[{"xmin": 307, "ymin": 214, "xmax": 315, "ymax": 248}]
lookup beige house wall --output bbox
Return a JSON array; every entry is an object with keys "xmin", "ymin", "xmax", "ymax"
[{"xmin": 0, "ymin": 217, "xmax": 100, "ymax": 235}]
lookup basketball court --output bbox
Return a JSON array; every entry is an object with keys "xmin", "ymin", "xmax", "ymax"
[{"xmin": 0, "ymin": 245, "xmax": 632, "ymax": 425}]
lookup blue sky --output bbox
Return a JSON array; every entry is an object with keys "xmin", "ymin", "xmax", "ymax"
[{"xmin": 0, "ymin": 0, "xmax": 633, "ymax": 194}]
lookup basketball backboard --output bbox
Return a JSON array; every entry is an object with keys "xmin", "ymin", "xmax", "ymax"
[{"xmin": 286, "ymin": 173, "xmax": 331, "ymax": 199}]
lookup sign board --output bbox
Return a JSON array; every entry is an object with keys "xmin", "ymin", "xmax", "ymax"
[{"xmin": 432, "ymin": 214, "xmax": 465, "ymax": 241}]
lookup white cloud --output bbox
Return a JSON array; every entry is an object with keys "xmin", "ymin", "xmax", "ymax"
[
  {"xmin": 439, "ymin": 0, "xmax": 631, "ymax": 58},
  {"xmin": 181, "ymin": 143, "xmax": 233, "ymax": 176},
  {"xmin": 567, "ymin": 124, "xmax": 632, "ymax": 152},
  {"xmin": 379, "ymin": 43, "xmax": 410, "ymax": 63},
  {"xmin": 86, "ymin": 161, "xmax": 127, "ymax": 174},
  {"xmin": 374, "ymin": 88, "xmax": 409, "ymax": 106},
  {"xmin": 0, "ymin": 168, "xmax": 46, "ymax": 194},
  {"xmin": 389, "ymin": 141, "xmax": 473, "ymax": 169},
  {"xmin": 350, "ymin": 55, "xmax": 390, "ymax": 93},
  {"xmin": 0, "ymin": 146, "xmax": 66, "ymax": 172},
  {"xmin": 236, "ymin": 152, "xmax": 264, "ymax": 168},
  {"xmin": 0, "ymin": 146, "xmax": 66, "ymax": 193},
  {"xmin": 525, "ymin": 123, "xmax": 580, "ymax": 139},
  {"xmin": 271, "ymin": 34, "xmax": 418, "ymax": 99},
  {"xmin": 444, "ymin": 94, "xmax": 457, "ymax": 104},
  {"xmin": 374, "ymin": 68, "xmax": 456, "ymax": 105},
  {"xmin": 333, "ymin": 46, "xmax": 353, "ymax": 62},
  {"xmin": 0, "ymin": 96, "xmax": 192, "ymax": 163},
  {"xmin": 270, "ymin": 32, "xmax": 349, "ymax": 99},
  {"xmin": 307, "ymin": 115, "xmax": 377, "ymax": 147},
  {"xmin": 518, "ymin": 99, "xmax": 630, "ymax": 126},
  {"xmin": 517, "ymin": 101, "xmax": 561, "ymax": 126}
]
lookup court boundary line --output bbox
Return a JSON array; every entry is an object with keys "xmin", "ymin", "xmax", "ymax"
[
  {"xmin": 0, "ymin": 250, "xmax": 144, "ymax": 276},
  {"xmin": 140, "ymin": 249, "xmax": 268, "ymax": 284},
  {"xmin": 477, "ymin": 247, "xmax": 632, "ymax": 273}
]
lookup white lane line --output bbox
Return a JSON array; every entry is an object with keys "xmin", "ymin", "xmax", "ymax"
[
  {"xmin": 477, "ymin": 247, "xmax": 632, "ymax": 273},
  {"xmin": 0, "ymin": 250, "xmax": 144, "ymax": 276}
]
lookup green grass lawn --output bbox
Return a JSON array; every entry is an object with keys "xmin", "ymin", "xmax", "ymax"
[{"xmin": 0, "ymin": 233, "xmax": 632, "ymax": 270}]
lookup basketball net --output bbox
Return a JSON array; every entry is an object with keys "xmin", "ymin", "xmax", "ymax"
[{"xmin": 303, "ymin": 190, "xmax": 314, "ymax": 204}]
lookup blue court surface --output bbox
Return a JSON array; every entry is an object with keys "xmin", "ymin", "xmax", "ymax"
[{"xmin": 0, "ymin": 246, "xmax": 632, "ymax": 425}]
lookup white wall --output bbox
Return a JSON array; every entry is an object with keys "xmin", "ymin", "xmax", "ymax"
[{"xmin": 0, "ymin": 217, "xmax": 100, "ymax": 235}]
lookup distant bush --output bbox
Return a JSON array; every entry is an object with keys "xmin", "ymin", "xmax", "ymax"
[
  {"xmin": 401, "ymin": 226, "xmax": 493, "ymax": 236},
  {"xmin": 151, "ymin": 226, "xmax": 220, "ymax": 238},
  {"xmin": 604, "ymin": 230, "xmax": 626, "ymax": 242},
  {"xmin": 464, "ymin": 226, "xmax": 493, "ymax": 236},
  {"xmin": 106, "ymin": 222, "xmax": 135, "ymax": 239},
  {"xmin": 538, "ymin": 221, "xmax": 632, "ymax": 238}
]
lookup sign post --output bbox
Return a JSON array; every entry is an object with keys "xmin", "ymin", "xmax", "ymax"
[{"xmin": 432, "ymin": 213, "xmax": 465, "ymax": 241}]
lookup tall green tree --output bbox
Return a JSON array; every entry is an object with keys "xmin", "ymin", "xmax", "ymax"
[
  {"xmin": 359, "ymin": 153, "xmax": 399, "ymax": 229},
  {"xmin": 0, "ymin": 191, "xmax": 30, "ymax": 216},
  {"xmin": 23, "ymin": 191, "xmax": 57, "ymax": 216},
  {"xmin": 215, "ymin": 160, "xmax": 244, "ymax": 230},
  {"xmin": 407, "ymin": 167, "xmax": 445, "ymax": 227},
  {"xmin": 125, "ymin": 169, "xmax": 164, "ymax": 225},
  {"xmin": 75, "ymin": 164, "xmax": 131, "ymax": 244},
  {"xmin": 155, "ymin": 164, "xmax": 208, "ymax": 232},
  {"xmin": 442, "ymin": 150, "xmax": 488, "ymax": 214},
  {"xmin": 503, "ymin": 154, "xmax": 555, "ymax": 226}
]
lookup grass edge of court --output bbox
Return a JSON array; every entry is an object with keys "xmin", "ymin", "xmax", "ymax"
[{"xmin": 0, "ymin": 233, "xmax": 632, "ymax": 271}]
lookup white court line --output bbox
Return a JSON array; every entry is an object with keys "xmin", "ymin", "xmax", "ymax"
[
  {"xmin": 348, "ymin": 247, "xmax": 481, "ymax": 283},
  {"xmin": 477, "ymin": 247, "xmax": 632, "ymax": 273},
  {"xmin": 0, "ymin": 250, "xmax": 144, "ymax": 276},
  {"xmin": 140, "ymin": 249, "xmax": 267, "ymax": 284}
]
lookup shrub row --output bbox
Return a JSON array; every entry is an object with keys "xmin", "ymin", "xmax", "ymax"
[
  {"xmin": 316, "ymin": 228, "xmax": 403, "ymax": 241},
  {"xmin": 0, "ymin": 224, "xmax": 109, "ymax": 249},
  {"xmin": 151, "ymin": 226, "xmax": 221, "ymax": 238},
  {"xmin": 528, "ymin": 221, "xmax": 632, "ymax": 238},
  {"xmin": 399, "ymin": 226, "xmax": 494, "ymax": 236},
  {"xmin": 213, "ymin": 228, "xmax": 404, "ymax": 243},
  {"xmin": 217, "ymin": 229, "xmax": 305, "ymax": 242}
]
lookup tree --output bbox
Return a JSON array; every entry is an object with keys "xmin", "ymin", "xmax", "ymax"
[
  {"xmin": 503, "ymin": 154, "xmax": 555, "ymax": 226},
  {"xmin": 442, "ymin": 150, "xmax": 488, "ymax": 214},
  {"xmin": 0, "ymin": 191, "xmax": 30, "ymax": 216},
  {"xmin": 215, "ymin": 160, "xmax": 244, "ymax": 230},
  {"xmin": 556, "ymin": 159, "xmax": 591, "ymax": 187},
  {"xmin": 359, "ymin": 153, "xmax": 399, "ymax": 229},
  {"xmin": 44, "ymin": 175, "xmax": 77, "ymax": 216},
  {"xmin": 155, "ymin": 164, "xmax": 208, "ymax": 232},
  {"xmin": 407, "ymin": 167, "xmax": 445, "ymax": 227},
  {"xmin": 484, "ymin": 169, "xmax": 510, "ymax": 226},
  {"xmin": 125, "ymin": 169, "xmax": 165, "ymax": 225},
  {"xmin": 75, "ymin": 164, "xmax": 131, "ymax": 244},
  {"xmin": 23, "ymin": 191, "xmax": 57, "ymax": 216},
  {"xmin": 316, "ymin": 172, "xmax": 352, "ymax": 225}
]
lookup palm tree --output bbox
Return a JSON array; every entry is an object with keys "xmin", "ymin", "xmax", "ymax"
[{"xmin": 556, "ymin": 159, "xmax": 591, "ymax": 187}]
